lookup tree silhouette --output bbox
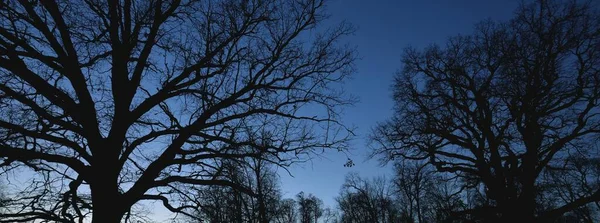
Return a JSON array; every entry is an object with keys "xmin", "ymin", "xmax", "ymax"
[
  {"xmin": 0, "ymin": 0, "xmax": 355, "ymax": 222},
  {"xmin": 372, "ymin": 0, "xmax": 600, "ymax": 222},
  {"xmin": 0, "ymin": 180, "xmax": 6, "ymax": 213},
  {"xmin": 336, "ymin": 173, "xmax": 400, "ymax": 223},
  {"xmin": 321, "ymin": 207, "xmax": 340, "ymax": 223},
  {"xmin": 393, "ymin": 161, "xmax": 429, "ymax": 223},
  {"xmin": 191, "ymin": 159, "xmax": 281, "ymax": 223},
  {"xmin": 297, "ymin": 191, "xmax": 323, "ymax": 223},
  {"xmin": 273, "ymin": 198, "xmax": 297, "ymax": 223}
]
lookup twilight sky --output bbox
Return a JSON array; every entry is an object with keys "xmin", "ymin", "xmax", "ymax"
[
  {"xmin": 277, "ymin": 0, "xmax": 524, "ymax": 209},
  {"xmin": 146, "ymin": 0, "xmax": 527, "ymax": 220}
]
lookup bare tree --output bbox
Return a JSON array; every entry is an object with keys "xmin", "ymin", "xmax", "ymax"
[
  {"xmin": 372, "ymin": 0, "xmax": 600, "ymax": 222},
  {"xmin": 297, "ymin": 191, "xmax": 323, "ymax": 223},
  {"xmin": 336, "ymin": 173, "xmax": 400, "ymax": 223},
  {"xmin": 0, "ymin": 0, "xmax": 355, "ymax": 222},
  {"xmin": 192, "ymin": 162, "xmax": 249, "ymax": 223},
  {"xmin": 273, "ymin": 198, "xmax": 297, "ymax": 223},
  {"xmin": 191, "ymin": 158, "xmax": 281, "ymax": 223},
  {"xmin": 0, "ymin": 180, "xmax": 6, "ymax": 213},
  {"xmin": 538, "ymin": 155, "xmax": 600, "ymax": 222},
  {"xmin": 393, "ymin": 161, "xmax": 429, "ymax": 223},
  {"xmin": 392, "ymin": 161, "xmax": 471, "ymax": 223},
  {"xmin": 251, "ymin": 158, "xmax": 280, "ymax": 223},
  {"xmin": 321, "ymin": 207, "xmax": 340, "ymax": 223}
]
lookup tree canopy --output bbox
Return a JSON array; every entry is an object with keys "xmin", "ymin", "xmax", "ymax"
[
  {"xmin": 0, "ymin": 0, "xmax": 355, "ymax": 222},
  {"xmin": 372, "ymin": 0, "xmax": 600, "ymax": 222}
]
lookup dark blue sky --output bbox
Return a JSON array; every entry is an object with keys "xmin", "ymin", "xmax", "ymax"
[{"xmin": 278, "ymin": 0, "xmax": 524, "ymax": 208}]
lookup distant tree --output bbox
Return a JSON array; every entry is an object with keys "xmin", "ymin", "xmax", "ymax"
[
  {"xmin": 0, "ymin": 0, "xmax": 355, "ymax": 222},
  {"xmin": 392, "ymin": 161, "xmax": 469, "ymax": 223},
  {"xmin": 273, "ymin": 198, "xmax": 297, "ymax": 223},
  {"xmin": 0, "ymin": 180, "xmax": 6, "ymax": 213},
  {"xmin": 393, "ymin": 161, "xmax": 429, "ymax": 223},
  {"xmin": 192, "ymin": 163, "xmax": 250, "ymax": 223},
  {"xmin": 372, "ymin": 0, "xmax": 600, "ymax": 222},
  {"xmin": 336, "ymin": 173, "xmax": 400, "ymax": 223},
  {"xmin": 321, "ymin": 207, "xmax": 340, "ymax": 223},
  {"xmin": 192, "ymin": 157, "xmax": 282, "ymax": 223},
  {"xmin": 297, "ymin": 191, "xmax": 323, "ymax": 223},
  {"xmin": 251, "ymin": 158, "xmax": 280, "ymax": 223}
]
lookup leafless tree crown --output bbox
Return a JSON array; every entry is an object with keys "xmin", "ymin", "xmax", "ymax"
[{"xmin": 0, "ymin": 0, "xmax": 355, "ymax": 222}]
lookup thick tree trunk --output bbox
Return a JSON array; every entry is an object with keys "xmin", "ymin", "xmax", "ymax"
[
  {"xmin": 503, "ymin": 119, "xmax": 540, "ymax": 223},
  {"xmin": 498, "ymin": 202, "xmax": 535, "ymax": 223},
  {"xmin": 495, "ymin": 172, "xmax": 537, "ymax": 221},
  {"xmin": 90, "ymin": 182, "xmax": 125, "ymax": 223},
  {"xmin": 90, "ymin": 151, "xmax": 124, "ymax": 223},
  {"xmin": 495, "ymin": 178, "xmax": 537, "ymax": 222},
  {"xmin": 91, "ymin": 206, "xmax": 125, "ymax": 223},
  {"xmin": 488, "ymin": 179, "xmax": 536, "ymax": 223},
  {"xmin": 517, "ymin": 183, "xmax": 537, "ymax": 222}
]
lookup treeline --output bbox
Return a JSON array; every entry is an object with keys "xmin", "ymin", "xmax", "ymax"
[
  {"xmin": 191, "ymin": 159, "xmax": 599, "ymax": 223},
  {"xmin": 186, "ymin": 157, "xmax": 330, "ymax": 223}
]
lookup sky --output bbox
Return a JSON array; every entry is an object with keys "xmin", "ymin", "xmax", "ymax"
[
  {"xmin": 137, "ymin": 0, "xmax": 527, "ymax": 221},
  {"xmin": 276, "ymin": 0, "xmax": 524, "ymax": 209}
]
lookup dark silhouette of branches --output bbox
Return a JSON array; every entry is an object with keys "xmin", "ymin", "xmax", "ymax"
[
  {"xmin": 371, "ymin": 0, "xmax": 600, "ymax": 222},
  {"xmin": 190, "ymin": 157, "xmax": 282, "ymax": 223},
  {"xmin": 297, "ymin": 191, "xmax": 323, "ymax": 223},
  {"xmin": 0, "ymin": 0, "xmax": 355, "ymax": 222},
  {"xmin": 273, "ymin": 198, "xmax": 298, "ymax": 223},
  {"xmin": 336, "ymin": 173, "xmax": 400, "ymax": 223}
]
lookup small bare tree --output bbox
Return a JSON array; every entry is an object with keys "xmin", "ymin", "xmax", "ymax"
[
  {"xmin": 297, "ymin": 191, "xmax": 323, "ymax": 223},
  {"xmin": 273, "ymin": 198, "xmax": 297, "ymax": 223},
  {"xmin": 336, "ymin": 173, "xmax": 400, "ymax": 223},
  {"xmin": 321, "ymin": 207, "xmax": 340, "ymax": 223},
  {"xmin": 191, "ymin": 158, "xmax": 281, "ymax": 223}
]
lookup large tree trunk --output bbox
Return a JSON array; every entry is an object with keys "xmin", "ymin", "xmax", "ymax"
[
  {"xmin": 497, "ymin": 200, "xmax": 535, "ymax": 223},
  {"xmin": 516, "ymin": 180, "xmax": 537, "ymax": 222},
  {"xmin": 90, "ymin": 150, "xmax": 125, "ymax": 223},
  {"xmin": 90, "ymin": 181, "xmax": 125, "ymax": 223},
  {"xmin": 91, "ymin": 206, "xmax": 124, "ymax": 223}
]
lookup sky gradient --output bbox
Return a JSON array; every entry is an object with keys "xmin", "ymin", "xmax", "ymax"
[{"xmin": 277, "ymin": 0, "xmax": 524, "ymax": 209}]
